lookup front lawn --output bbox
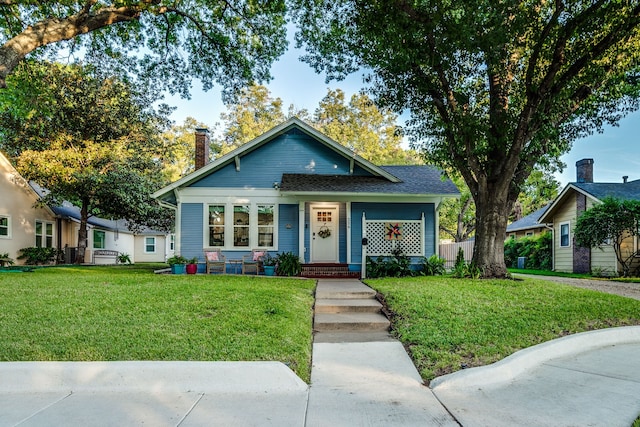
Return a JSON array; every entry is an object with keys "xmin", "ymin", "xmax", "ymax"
[
  {"xmin": 0, "ymin": 265, "xmax": 315, "ymax": 382},
  {"xmin": 368, "ymin": 275, "xmax": 640, "ymax": 383}
]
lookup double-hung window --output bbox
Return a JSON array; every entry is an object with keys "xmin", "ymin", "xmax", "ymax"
[
  {"xmin": 258, "ymin": 205, "xmax": 274, "ymax": 247},
  {"xmin": 145, "ymin": 237, "xmax": 156, "ymax": 253},
  {"xmin": 35, "ymin": 220, "xmax": 53, "ymax": 248},
  {"xmin": 233, "ymin": 205, "xmax": 250, "ymax": 247},
  {"xmin": 560, "ymin": 222, "xmax": 570, "ymax": 247},
  {"xmin": 209, "ymin": 205, "xmax": 225, "ymax": 247},
  {"xmin": 0, "ymin": 215, "xmax": 9, "ymax": 238},
  {"xmin": 93, "ymin": 230, "xmax": 106, "ymax": 249}
]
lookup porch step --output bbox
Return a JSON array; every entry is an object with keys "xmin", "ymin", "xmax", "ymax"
[
  {"xmin": 314, "ymin": 313, "xmax": 391, "ymax": 332},
  {"xmin": 313, "ymin": 279, "xmax": 390, "ymax": 336},
  {"xmin": 301, "ymin": 264, "xmax": 360, "ymax": 279},
  {"xmin": 315, "ymin": 298, "xmax": 383, "ymax": 314}
]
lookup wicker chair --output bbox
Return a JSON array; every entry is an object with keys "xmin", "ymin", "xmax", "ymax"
[
  {"xmin": 204, "ymin": 249, "xmax": 226, "ymax": 274},
  {"xmin": 242, "ymin": 249, "xmax": 267, "ymax": 275}
]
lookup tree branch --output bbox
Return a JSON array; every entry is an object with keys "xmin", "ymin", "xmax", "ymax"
[{"xmin": 0, "ymin": 3, "xmax": 145, "ymax": 87}]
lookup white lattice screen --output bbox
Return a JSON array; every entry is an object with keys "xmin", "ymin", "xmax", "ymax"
[{"xmin": 364, "ymin": 219, "xmax": 423, "ymax": 256}]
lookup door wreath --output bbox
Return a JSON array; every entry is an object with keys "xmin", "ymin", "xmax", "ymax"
[{"xmin": 318, "ymin": 225, "xmax": 331, "ymax": 239}]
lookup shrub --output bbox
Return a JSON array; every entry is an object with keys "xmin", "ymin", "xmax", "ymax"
[
  {"xmin": 420, "ymin": 254, "xmax": 446, "ymax": 276},
  {"xmin": 0, "ymin": 252, "xmax": 14, "ymax": 267},
  {"xmin": 503, "ymin": 232, "xmax": 552, "ymax": 270},
  {"xmin": 166, "ymin": 255, "xmax": 187, "ymax": 265},
  {"xmin": 275, "ymin": 251, "xmax": 302, "ymax": 276},
  {"xmin": 452, "ymin": 261, "xmax": 483, "ymax": 279},
  {"xmin": 366, "ymin": 247, "xmax": 413, "ymax": 278},
  {"xmin": 454, "ymin": 247, "xmax": 465, "ymax": 270},
  {"xmin": 18, "ymin": 247, "xmax": 59, "ymax": 265},
  {"xmin": 117, "ymin": 253, "xmax": 132, "ymax": 264}
]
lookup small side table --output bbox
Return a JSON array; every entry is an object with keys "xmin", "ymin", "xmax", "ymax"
[{"xmin": 227, "ymin": 259, "xmax": 242, "ymax": 274}]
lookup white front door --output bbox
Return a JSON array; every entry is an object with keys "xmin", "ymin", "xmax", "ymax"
[{"xmin": 311, "ymin": 205, "xmax": 339, "ymax": 263}]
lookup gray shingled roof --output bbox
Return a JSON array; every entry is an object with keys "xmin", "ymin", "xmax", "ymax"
[
  {"xmin": 280, "ymin": 165, "xmax": 459, "ymax": 195},
  {"xmin": 573, "ymin": 179, "xmax": 640, "ymax": 201},
  {"xmin": 30, "ymin": 182, "xmax": 163, "ymax": 235},
  {"xmin": 506, "ymin": 204, "xmax": 551, "ymax": 232}
]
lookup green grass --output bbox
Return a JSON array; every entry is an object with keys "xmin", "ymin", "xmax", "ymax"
[
  {"xmin": 509, "ymin": 268, "xmax": 640, "ymax": 283},
  {"xmin": 0, "ymin": 265, "xmax": 315, "ymax": 382},
  {"xmin": 508, "ymin": 268, "xmax": 594, "ymax": 278},
  {"xmin": 367, "ymin": 275, "xmax": 640, "ymax": 383}
]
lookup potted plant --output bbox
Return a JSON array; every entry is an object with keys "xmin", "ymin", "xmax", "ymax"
[
  {"xmin": 0, "ymin": 253, "xmax": 14, "ymax": 268},
  {"xmin": 167, "ymin": 255, "xmax": 187, "ymax": 274},
  {"xmin": 186, "ymin": 257, "xmax": 199, "ymax": 275},
  {"xmin": 262, "ymin": 254, "xmax": 277, "ymax": 276}
]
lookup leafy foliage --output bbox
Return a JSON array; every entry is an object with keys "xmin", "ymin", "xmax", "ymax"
[
  {"xmin": 366, "ymin": 247, "xmax": 413, "ymax": 278},
  {"xmin": 215, "ymin": 84, "xmax": 417, "ymax": 164},
  {"xmin": 504, "ymin": 232, "xmax": 552, "ymax": 271},
  {"xmin": 275, "ymin": 251, "xmax": 302, "ymax": 277},
  {"xmin": 159, "ymin": 117, "xmax": 218, "ymax": 181},
  {"xmin": 574, "ymin": 197, "xmax": 640, "ymax": 277},
  {"xmin": 0, "ymin": 61, "xmax": 173, "ymax": 262},
  {"xmin": 0, "ymin": 253, "xmax": 14, "ymax": 267},
  {"xmin": 18, "ymin": 247, "xmax": 60, "ymax": 265},
  {"xmin": 292, "ymin": 1, "xmax": 640, "ymax": 277},
  {"xmin": 0, "ymin": 1, "xmax": 287, "ymax": 98},
  {"xmin": 419, "ymin": 254, "xmax": 446, "ymax": 276},
  {"xmin": 117, "ymin": 253, "xmax": 132, "ymax": 265}
]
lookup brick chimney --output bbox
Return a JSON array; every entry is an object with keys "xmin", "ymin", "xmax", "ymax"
[
  {"xmin": 195, "ymin": 128, "xmax": 210, "ymax": 170},
  {"xmin": 575, "ymin": 158, "xmax": 594, "ymax": 183}
]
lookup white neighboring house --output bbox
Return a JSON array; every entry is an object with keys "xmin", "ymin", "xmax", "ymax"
[
  {"xmin": 0, "ymin": 151, "xmax": 59, "ymax": 263},
  {"xmin": 0, "ymin": 151, "xmax": 173, "ymax": 265}
]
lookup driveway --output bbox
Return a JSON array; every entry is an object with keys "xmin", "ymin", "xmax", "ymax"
[{"xmin": 515, "ymin": 274, "xmax": 640, "ymax": 300}]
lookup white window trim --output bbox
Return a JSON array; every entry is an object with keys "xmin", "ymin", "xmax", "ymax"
[
  {"xmin": 559, "ymin": 221, "xmax": 571, "ymax": 248},
  {"xmin": 0, "ymin": 214, "xmax": 11, "ymax": 239},
  {"xmin": 35, "ymin": 219, "xmax": 54, "ymax": 248},
  {"xmin": 144, "ymin": 236, "xmax": 157, "ymax": 253},
  {"xmin": 203, "ymin": 201, "xmax": 278, "ymax": 251},
  {"xmin": 93, "ymin": 230, "xmax": 106, "ymax": 249}
]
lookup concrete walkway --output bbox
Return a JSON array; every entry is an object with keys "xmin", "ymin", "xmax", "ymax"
[{"xmin": 2, "ymin": 279, "xmax": 640, "ymax": 426}]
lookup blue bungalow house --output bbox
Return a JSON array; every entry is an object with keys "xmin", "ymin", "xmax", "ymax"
[{"xmin": 152, "ymin": 118, "xmax": 459, "ymax": 276}]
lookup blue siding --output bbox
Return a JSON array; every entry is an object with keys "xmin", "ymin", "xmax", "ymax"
[
  {"xmin": 278, "ymin": 204, "xmax": 299, "ymax": 254},
  {"xmin": 350, "ymin": 202, "xmax": 436, "ymax": 265},
  {"xmin": 181, "ymin": 203, "xmax": 204, "ymax": 260},
  {"xmin": 190, "ymin": 130, "xmax": 373, "ymax": 188}
]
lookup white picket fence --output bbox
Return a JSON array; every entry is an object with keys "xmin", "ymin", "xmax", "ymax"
[{"xmin": 439, "ymin": 241, "xmax": 474, "ymax": 269}]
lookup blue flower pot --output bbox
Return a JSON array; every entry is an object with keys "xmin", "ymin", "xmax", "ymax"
[
  {"xmin": 171, "ymin": 264, "xmax": 185, "ymax": 274},
  {"xmin": 264, "ymin": 265, "xmax": 276, "ymax": 276}
]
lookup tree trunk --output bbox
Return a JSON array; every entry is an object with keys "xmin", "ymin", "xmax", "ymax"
[
  {"xmin": 472, "ymin": 181, "xmax": 514, "ymax": 278},
  {"xmin": 75, "ymin": 199, "xmax": 89, "ymax": 264}
]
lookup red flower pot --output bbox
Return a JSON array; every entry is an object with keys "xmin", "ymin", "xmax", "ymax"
[{"xmin": 186, "ymin": 264, "xmax": 198, "ymax": 274}]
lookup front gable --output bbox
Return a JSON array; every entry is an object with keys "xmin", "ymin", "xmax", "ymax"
[
  {"xmin": 152, "ymin": 117, "xmax": 399, "ymax": 204},
  {"xmin": 190, "ymin": 128, "xmax": 374, "ymax": 189}
]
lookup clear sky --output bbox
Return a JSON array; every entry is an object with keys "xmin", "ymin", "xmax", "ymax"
[{"xmin": 164, "ymin": 32, "xmax": 639, "ymax": 189}]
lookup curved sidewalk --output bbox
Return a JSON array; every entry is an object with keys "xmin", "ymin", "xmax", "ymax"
[{"xmin": 431, "ymin": 326, "xmax": 640, "ymax": 427}]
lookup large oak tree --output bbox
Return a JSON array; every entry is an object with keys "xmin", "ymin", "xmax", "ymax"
[
  {"xmin": 292, "ymin": 0, "xmax": 640, "ymax": 277},
  {"xmin": 1, "ymin": 61, "xmax": 173, "ymax": 263},
  {"xmin": 0, "ymin": 1, "xmax": 287, "ymax": 97}
]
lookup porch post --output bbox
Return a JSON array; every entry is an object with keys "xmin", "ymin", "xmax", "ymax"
[
  {"xmin": 298, "ymin": 201, "xmax": 305, "ymax": 262},
  {"xmin": 361, "ymin": 212, "xmax": 367, "ymax": 279}
]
